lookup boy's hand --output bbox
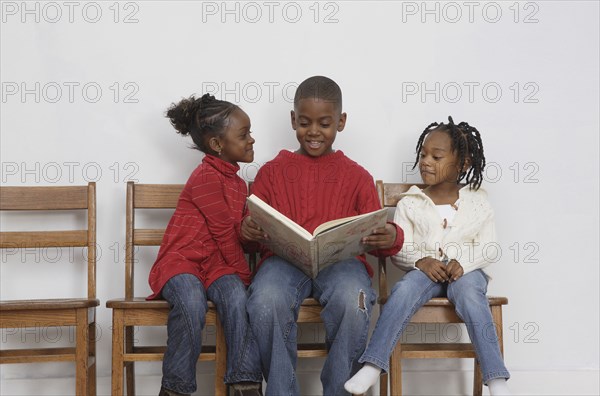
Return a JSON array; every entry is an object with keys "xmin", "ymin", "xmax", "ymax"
[
  {"xmin": 361, "ymin": 223, "xmax": 397, "ymax": 249},
  {"xmin": 445, "ymin": 259, "xmax": 464, "ymax": 282},
  {"xmin": 416, "ymin": 257, "xmax": 450, "ymax": 283},
  {"xmin": 241, "ymin": 216, "xmax": 268, "ymax": 242}
]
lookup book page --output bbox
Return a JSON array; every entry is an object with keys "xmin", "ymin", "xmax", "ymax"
[
  {"xmin": 247, "ymin": 195, "xmax": 312, "ymax": 239},
  {"xmin": 315, "ymin": 208, "xmax": 388, "ymax": 270},
  {"xmin": 313, "ymin": 213, "xmax": 373, "ymax": 236},
  {"xmin": 247, "ymin": 195, "xmax": 318, "ymax": 277}
]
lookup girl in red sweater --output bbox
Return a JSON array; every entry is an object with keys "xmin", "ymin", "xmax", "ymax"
[{"xmin": 148, "ymin": 94, "xmax": 262, "ymax": 396}]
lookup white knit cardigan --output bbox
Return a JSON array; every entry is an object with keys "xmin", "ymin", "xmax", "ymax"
[{"xmin": 391, "ymin": 185, "xmax": 498, "ymax": 276}]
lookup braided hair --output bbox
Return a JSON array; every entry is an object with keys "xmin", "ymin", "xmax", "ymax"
[
  {"xmin": 413, "ymin": 116, "xmax": 486, "ymax": 190},
  {"xmin": 166, "ymin": 93, "xmax": 239, "ymax": 154}
]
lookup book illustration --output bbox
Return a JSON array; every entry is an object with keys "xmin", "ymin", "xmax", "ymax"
[{"xmin": 247, "ymin": 194, "xmax": 388, "ymax": 278}]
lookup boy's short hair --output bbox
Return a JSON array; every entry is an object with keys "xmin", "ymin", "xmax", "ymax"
[{"xmin": 294, "ymin": 76, "xmax": 342, "ymax": 112}]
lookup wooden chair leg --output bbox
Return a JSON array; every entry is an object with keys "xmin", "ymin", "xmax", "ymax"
[
  {"xmin": 89, "ymin": 319, "xmax": 97, "ymax": 396},
  {"xmin": 215, "ymin": 316, "xmax": 227, "ymax": 396},
  {"xmin": 473, "ymin": 359, "xmax": 483, "ymax": 396},
  {"xmin": 125, "ymin": 326, "xmax": 136, "ymax": 395},
  {"xmin": 75, "ymin": 308, "xmax": 90, "ymax": 396},
  {"xmin": 112, "ymin": 309, "xmax": 125, "ymax": 396},
  {"xmin": 389, "ymin": 343, "xmax": 402, "ymax": 396},
  {"xmin": 380, "ymin": 371, "xmax": 388, "ymax": 396},
  {"xmin": 491, "ymin": 306, "xmax": 504, "ymax": 356}
]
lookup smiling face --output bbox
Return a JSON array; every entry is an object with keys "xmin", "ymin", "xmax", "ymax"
[
  {"xmin": 418, "ymin": 130, "xmax": 469, "ymax": 186},
  {"xmin": 212, "ymin": 108, "xmax": 255, "ymax": 164},
  {"xmin": 291, "ymin": 98, "xmax": 346, "ymax": 157}
]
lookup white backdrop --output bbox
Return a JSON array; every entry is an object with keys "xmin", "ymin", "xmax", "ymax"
[{"xmin": 1, "ymin": 1, "xmax": 599, "ymax": 395}]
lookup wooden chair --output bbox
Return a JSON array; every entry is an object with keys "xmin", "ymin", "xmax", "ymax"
[
  {"xmin": 106, "ymin": 182, "xmax": 227, "ymax": 395},
  {"xmin": 375, "ymin": 181, "xmax": 508, "ymax": 396},
  {"xmin": 0, "ymin": 183, "xmax": 99, "ymax": 395}
]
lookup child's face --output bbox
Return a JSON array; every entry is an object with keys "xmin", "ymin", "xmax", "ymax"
[
  {"xmin": 291, "ymin": 98, "xmax": 346, "ymax": 157},
  {"xmin": 217, "ymin": 109, "xmax": 255, "ymax": 164},
  {"xmin": 419, "ymin": 130, "xmax": 468, "ymax": 186}
]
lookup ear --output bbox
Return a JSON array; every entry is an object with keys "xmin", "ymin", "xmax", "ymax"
[
  {"xmin": 208, "ymin": 137, "xmax": 222, "ymax": 154},
  {"xmin": 337, "ymin": 112, "xmax": 347, "ymax": 132},
  {"xmin": 290, "ymin": 110, "xmax": 297, "ymax": 130}
]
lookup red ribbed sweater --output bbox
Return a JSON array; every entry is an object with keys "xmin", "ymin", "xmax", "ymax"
[
  {"xmin": 250, "ymin": 150, "xmax": 404, "ymax": 276},
  {"xmin": 147, "ymin": 155, "xmax": 251, "ymax": 299}
]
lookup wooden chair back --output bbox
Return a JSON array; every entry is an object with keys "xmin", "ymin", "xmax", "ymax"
[
  {"xmin": 0, "ymin": 183, "xmax": 98, "ymax": 395},
  {"xmin": 375, "ymin": 181, "xmax": 508, "ymax": 396}
]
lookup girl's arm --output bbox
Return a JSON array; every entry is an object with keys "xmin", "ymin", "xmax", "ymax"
[
  {"xmin": 390, "ymin": 199, "xmax": 428, "ymax": 271},
  {"xmin": 458, "ymin": 209, "xmax": 498, "ymax": 275},
  {"xmin": 191, "ymin": 172, "xmax": 246, "ymax": 267}
]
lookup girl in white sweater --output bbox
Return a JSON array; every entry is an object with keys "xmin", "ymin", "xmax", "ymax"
[{"xmin": 345, "ymin": 117, "xmax": 511, "ymax": 395}]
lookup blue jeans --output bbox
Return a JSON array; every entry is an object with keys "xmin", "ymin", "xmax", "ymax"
[
  {"xmin": 161, "ymin": 273, "xmax": 262, "ymax": 394},
  {"xmin": 359, "ymin": 269, "xmax": 510, "ymax": 384},
  {"xmin": 247, "ymin": 256, "xmax": 376, "ymax": 396}
]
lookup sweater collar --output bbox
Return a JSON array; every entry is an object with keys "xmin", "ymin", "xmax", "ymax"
[
  {"xmin": 203, "ymin": 154, "xmax": 240, "ymax": 177},
  {"xmin": 278, "ymin": 149, "xmax": 344, "ymax": 163},
  {"xmin": 403, "ymin": 184, "xmax": 487, "ymax": 201}
]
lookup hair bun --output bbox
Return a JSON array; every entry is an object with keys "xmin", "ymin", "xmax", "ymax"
[{"xmin": 166, "ymin": 95, "xmax": 206, "ymax": 136}]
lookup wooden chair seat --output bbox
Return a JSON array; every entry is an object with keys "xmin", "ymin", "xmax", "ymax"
[
  {"xmin": 375, "ymin": 181, "xmax": 508, "ymax": 396},
  {"xmin": 0, "ymin": 298, "xmax": 100, "ymax": 310},
  {"xmin": 0, "ymin": 183, "xmax": 98, "ymax": 395},
  {"xmin": 106, "ymin": 297, "xmax": 215, "ymax": 310}
]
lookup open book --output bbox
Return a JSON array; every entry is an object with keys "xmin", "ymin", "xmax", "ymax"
[{"xmin": 247, "ymin": 194, "xmax": 388, "ymax": 278}]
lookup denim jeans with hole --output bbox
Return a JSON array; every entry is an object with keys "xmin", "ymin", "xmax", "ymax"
[
  {"xmin": 161, "ymin": 273, "xmax": 262, "ymax": 394},
  {"xmin": 359, "ymin": 269, "xmax": 510, "ymax": 384},
  {"xmin": 247, "ymin": 256, "xmax": 376, "ymax": 396}
]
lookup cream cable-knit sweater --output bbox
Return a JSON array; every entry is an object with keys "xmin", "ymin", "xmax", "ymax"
[{"xmin": 391, "ymin": 185, "xmax": 498, "ymax": 276}]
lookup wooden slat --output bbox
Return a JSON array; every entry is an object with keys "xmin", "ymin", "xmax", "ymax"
[
  {"xmin": 376, "ymin": 181, "xmax": 427, "ymax": 208},
  {"xmin": 401, "ymin": 343, "xmax": 475, "ymax": 359},
  {"xmin": 0, "ymin": 347, "xmax": 76, "ymax": 363},
  {"xmin": 298, "ymin": 344, "xmax": 328, "ymax": 358},
  {"xmin": 411, "ymin": 306, "xmax": 463, "ymax": 323},
  {"xmin": 0, "ymin": 309, "xmax": 78, "ymax": 327},
  {"xmin": 118, "ymin": 306, "xmax": 217, "ymax": 326},
  {"xmin": 123, "ymin": 347, "xmax": 216, "ymax": 362},
  {"xmin": 0, "ymin": 230, "xmax": 88, "ymax": 248},
  {"xmin": 133, "ymin": 184, "xmax": 184, "ymax": 208},
  {"xmin": 0, "ymin": 186, "xmax": 89, "ymax": 210},
  {"xmin": 133, "ymin": 229, "xmax": 165, "ymax": 246},
  {"xmin": 298, "ymin": 305, "xmax": 323, "ymax": 323}
]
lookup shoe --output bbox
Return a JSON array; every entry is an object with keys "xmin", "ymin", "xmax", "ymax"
[
  {"xmin": 231, "ymin": 382, "xmax": 263, "ymax": 396},
  {"xmin": 159, "ymin": 386, "xmax": 190, "ymax": 396}
]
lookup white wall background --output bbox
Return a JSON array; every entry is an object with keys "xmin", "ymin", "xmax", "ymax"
[{"xmin": 1, "ymin": 1, "xmax": 598, "ymax": 395}]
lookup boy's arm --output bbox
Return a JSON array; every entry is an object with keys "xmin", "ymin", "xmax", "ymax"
[
  {"xmin": 357, "ymin": 178, "xmax": 404, "ymax": 257},
  {"xmin": 190, "ymin": 172, "xmax": 246, "ymax": 267}
]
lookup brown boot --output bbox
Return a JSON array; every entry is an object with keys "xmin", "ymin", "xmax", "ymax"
[
  {"xmin": 159, "ymin": 386, "xmax": 190, "ymax": 396},
  {"xmin": 230, "ymin": 382, "xmax": 263, "ymax": 396}
]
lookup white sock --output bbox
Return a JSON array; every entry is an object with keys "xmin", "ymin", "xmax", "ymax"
[
  {"xmin": 488, "ymin": 378, "xmax": 511, "ymax": 396},
  {"xmin": 344, "ymin": 363, "xmax": 382, "ymax": 394}
]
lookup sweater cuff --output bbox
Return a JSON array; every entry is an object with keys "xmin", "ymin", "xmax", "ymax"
[{"xmin": 371, "ymin": 222, "xmax": 404, "ymax": 257}]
